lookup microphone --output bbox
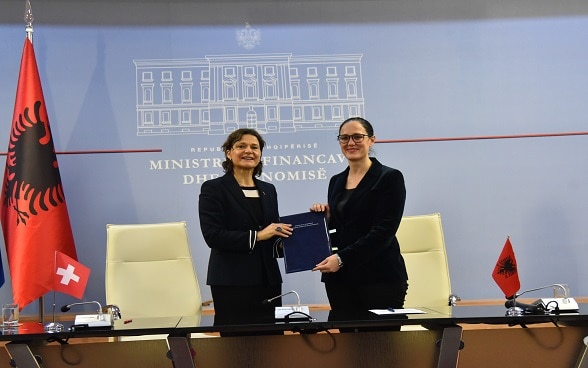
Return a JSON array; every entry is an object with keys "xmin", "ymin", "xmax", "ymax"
[
  {"xmin": 263, "ymin": 290, "xmax": 301, "ymax": 306},
  {"xmin": 263, "ymin": 290, "xmax": 311, "ymax": 320},
  {"xmin": 512, "ymin": 283, "xmax": 569, "ymax": 299},
  {"xmin": 505, "ymin": 283, "xmax": 578, "ymax": 316},
  {"xmin": 61, "ymin": 301, "xmax": 103, "ymax": 314}
]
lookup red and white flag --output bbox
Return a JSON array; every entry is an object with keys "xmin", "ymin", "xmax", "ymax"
[
  {"xmin": 0, "ymin": 38, "xmax": 78, "ymax": 308},
  {"xmin": 54, "ymin": 251, "xmax": 90, "ymax": 299},
  {"xmin": 492, "ymin": 237, "xmax": 521, "ymax": 298}
]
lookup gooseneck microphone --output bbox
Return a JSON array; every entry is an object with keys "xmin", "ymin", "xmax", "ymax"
[
  {"xmin": 263, "ymin": 290, "xmax": 301, "ymax": 306},
  {"xmin": 511, "ymin": 284, "xmax": 570, "ymax": 300},
  {"xmin": 61, "ymin": 301, "xmax": 103, "ymax": 314},
  {"xmin": 263, "ymin": 290, "xmax": 313, "ymax": 321},
  {"xmin": 505, "ymin": 283, "xmax": 577, "ymax": 316}
]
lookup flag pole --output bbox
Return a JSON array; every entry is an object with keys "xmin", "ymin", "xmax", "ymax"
[
  {"xmin": 23, "ymin": 0, "xmax": 44, "ymax": 324},
  {"xmin": 45, "ymin": 252, "xmax": 64, "ymax": 332}
]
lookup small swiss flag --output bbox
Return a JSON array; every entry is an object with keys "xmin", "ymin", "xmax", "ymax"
[{"xmin": 53, "ymin": 251, "xmax": 90, "ymax": 299}]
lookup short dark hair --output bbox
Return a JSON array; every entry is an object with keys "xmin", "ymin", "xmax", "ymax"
[
  {"xmin": 339, "ymin": 117, "xmax": 374, "ymax": 137},
  {"xmin": 221, "ymin": 128, "xmax": 266, "ymax": 176}
]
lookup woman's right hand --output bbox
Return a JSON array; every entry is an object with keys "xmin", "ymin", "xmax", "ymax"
[{"xmin": 310, "ymin": 203, "xmax": 329, "ymax": 218}]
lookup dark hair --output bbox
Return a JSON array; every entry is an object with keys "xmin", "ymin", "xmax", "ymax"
[
  {"xmin": 339, "ymin": 117, "xmax": 374, "ymax": 136},
  {"xmin": 221, "ymin": 128, "xmax": 266, "ymax": 176}
]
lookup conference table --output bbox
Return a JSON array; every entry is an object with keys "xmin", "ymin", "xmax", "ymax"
[{"xmin": 3, "ymin": 304, "xmax": 588, "ymax": 367}]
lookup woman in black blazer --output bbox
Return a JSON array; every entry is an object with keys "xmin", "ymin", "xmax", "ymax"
[
  {"xmin": 199, "ymin": 128, "xmax": 292, "ymax": 332},
  {"xmin": 311, "ymin": 117, "xmax": 408, "ymax": 323}
]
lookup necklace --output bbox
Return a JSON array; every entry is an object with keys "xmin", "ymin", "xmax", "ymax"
[{"xmin": 346, "ymin": 160, "xmax": 371, "ymax": 189}]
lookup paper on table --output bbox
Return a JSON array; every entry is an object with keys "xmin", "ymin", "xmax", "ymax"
[{"xmin": 369, "ymin": 308, "xmax": 426, "ymax": 315}]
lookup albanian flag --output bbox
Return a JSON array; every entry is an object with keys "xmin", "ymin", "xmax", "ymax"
[
  {"xmin": 0, "ymin": 38, "xmax": 78, "ymax": 309},
  {"xmin": 492, "ymin": 237, "xmax": 521, "ymax": 299}
]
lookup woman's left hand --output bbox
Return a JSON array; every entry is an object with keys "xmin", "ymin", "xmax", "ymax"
[
  {"xmin": 312, "ymin": 255, "xmax": 340, "ymax": 273},
  {"xmin": 257, "ymin": 223, "xmax": 293, "ymax": 241}
]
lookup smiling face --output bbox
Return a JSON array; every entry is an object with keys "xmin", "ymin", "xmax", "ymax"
[
  {"xmin": 226, "ymin": 134, "xmax": 262, "ymax": 172},
  {"xmin": 338, "ymin": 120, "xmax": 375, "ymax": 163}
]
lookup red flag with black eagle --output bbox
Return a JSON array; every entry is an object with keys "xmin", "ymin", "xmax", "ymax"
[
  {"xmin": 492, "ymin": 237, "xmax": 521, "ymax": 298},
  {"xmin": 0, "ymin": 38, "xmax": 78, "ymax": 309}
]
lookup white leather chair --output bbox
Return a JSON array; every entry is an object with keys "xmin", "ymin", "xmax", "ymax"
[
  {"xmin": 105, "ymin": 221, "xmax": 204, "ymax": 339},
  {"xmin": 397, "ymin": 213, "xmax": 456, "ymax": 308}
]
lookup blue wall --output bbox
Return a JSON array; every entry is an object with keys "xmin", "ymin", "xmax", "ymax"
[{"xmin": 1, "ymin": 0, "xmax": 588, "ymax": 315}]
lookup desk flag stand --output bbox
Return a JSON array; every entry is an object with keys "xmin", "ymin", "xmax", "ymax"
[
  {"xmin": 44, "ymin": 290, "xmax": 64, "ymax": 333},
  {"xmin": 45, "ymin": 250, "xmax": 63, "ymax": 332}
]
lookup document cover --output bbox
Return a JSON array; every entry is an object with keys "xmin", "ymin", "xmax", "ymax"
[{"xmin": 280, "ymin": 211, "xmax": 332, "ymax": 273}]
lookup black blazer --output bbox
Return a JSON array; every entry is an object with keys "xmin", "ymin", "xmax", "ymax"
[
  {"xmin": 198, "ymin": 173, "xmax": 282, "ymax": 286},
  {"xmin": 324, "ymin": 158, "xmax": 408, "ymax": 284}
]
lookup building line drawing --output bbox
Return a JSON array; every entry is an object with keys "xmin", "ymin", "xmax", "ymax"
[{"xmin": 134, "ymin": 53, "xmax": 365, "ymax": 136}]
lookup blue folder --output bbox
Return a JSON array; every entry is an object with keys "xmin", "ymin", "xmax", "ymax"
[{"xmin": 280, "ymin": 211, "xmax": 332, "ymax": 273}]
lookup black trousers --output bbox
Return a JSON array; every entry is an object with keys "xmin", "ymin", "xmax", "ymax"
[
  {"xmin": 211, "ymin": 284, "xmax": 282, "ymax": 336},
  {"xmin": 325, "ymin": 280, "xmax": 408, "ymax": 331}
]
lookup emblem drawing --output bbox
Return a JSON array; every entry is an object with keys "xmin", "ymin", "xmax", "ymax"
[{"xmin": 237, "ymin": 23, "xmax": 261, "ymax": 50}]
